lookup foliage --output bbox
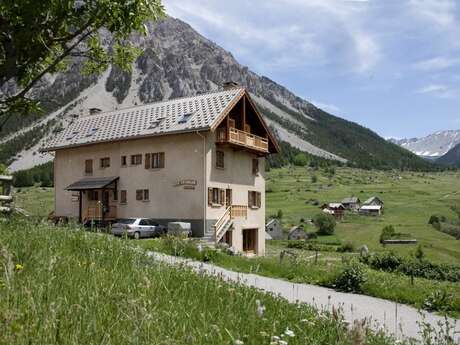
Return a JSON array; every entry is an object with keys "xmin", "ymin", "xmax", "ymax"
[
  {"xmin": 414, "ymin": 244, "xmax": 425, "ymax": 261},
  {"xmin": 293, "ymin": 153, "xmax": 308, "ymax": 166},
  {"xmin": 379, "ymin": 225, "xmax": 395, "ymax": 243},
  {"xmin": 361, "ymin": 252, "xmax": 460, "ymax": 283},
  {"xmin": 0, "ymin": 0, "xmax": 165, "ymax": 125},
  {"xmin": 12, "ymin": 162, "xmax": 53, "ymax": 187},
  {"xmin": 334, "ymin": 261, "xmax": 367, "ymax": 293},
  {"xmin": 428, "ymin": 215, "xmax": 440, "ymax": 225},
  {"xmin": 450, "ymin": 204, "xmax": 460, "ymax": 221},
  {"xmin": 423, "ymin": 290, "xmax": 453, "ymax": 313},
  {"xmin": 0, "ymin": 164, "xmax": 6, "ymax": 174},
  {"xmin": 286, "ymin": 241, "xmax": 338, "ymax": 253},
  {"xmin": 313, "ymin": 213, "xmax": 336, "ymax": 235},
  {"xmin": 336, "ymin": 241, "xmax": 355, "ymax": 253},
  {"xmin": 436, "ymin": 223, "xmax": 460, "ymax": 240}
]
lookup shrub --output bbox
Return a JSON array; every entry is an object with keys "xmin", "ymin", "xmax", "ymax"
[
  {"xmin": 313, "ymin": 213, "xmax": 336, "ymax": 235},
  {"xmin": 13, "ymin": 170, "xmax": 34, "ymax": 187},
  {"xmin": 336, "ymin": 241, "xmax": 355, "ymax": 253},
  {"xmin": 293, "ymin": 153, "xmax": 308, "ymax": 166},
  {"xmin": 379, "ymin": 225, "xmax": 395, "ymax": 243},
  {"xmin": 311, "ymin": 175, "xmax": 318, "ymax": 183},
  {"xmin": 334, "ymin": 261, "xmax": 367, "ymax": 293},
  {"xmin": 423, "ymin": 290, "xmax": 453, "ymax": 312},
  {"xmin": 428, "ymin": 215, "xmax": 439, "ymax": 225},
  {"xmin": 438, "ymin": 223, "xmax": 460, "ymax": 239},
  {"xmin": 276, "ymin": 209, "xmax": 283, "ymax": 219},
  {"xmin": 414, "ymin": 244, "xmax": 425, "ymax": 261}
]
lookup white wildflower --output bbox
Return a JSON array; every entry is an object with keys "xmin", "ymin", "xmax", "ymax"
[
  {"xmin": 279, "ymin": 341, "xmax": 288, "ymax": 345},
  {"xmin": 256, "ymin": 299, "xmax": 266, "ymax": 318},
  {"xmin": 234, "ymin": 340, "xmax": 244, "ymax": 345},
  {"xmin": 284, "ymin": 327, "xmax": 295, "ymax": 337}
]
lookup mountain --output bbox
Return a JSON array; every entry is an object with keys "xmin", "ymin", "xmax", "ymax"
[
  {"xmin": 0, "ymin": 17, "xmax": 433, "ymax": 172},
  {"xmin": 389, "ymin": 130, "xmax": 460, "ymax": 158},
  {"xmin": 436, "ymin": 142, "xmax": 460, "ymax": 167}
]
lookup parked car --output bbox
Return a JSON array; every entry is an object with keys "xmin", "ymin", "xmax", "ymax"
[
  {"xmin": 167, "ymin": 222, "xmax": 192, "ymax": 237},
  {"xmin": 111, "ymin": 218, "xmax": 167, "ymax": 239}
]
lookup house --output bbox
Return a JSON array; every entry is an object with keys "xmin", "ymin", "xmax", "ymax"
[
  {"xmin": 359, "ymin": 205, "xmax": 383, "ymax": 216},
  {"xmin": 341, "ymin": 197, "xmax": 361, "ymax": 211},
  {"xmin": 288, "ymin": 226, "xmax": 307, "ymax": 240},
  {"xmin": 265, "ymin": 218, "xmax": 283, "ymax": 240},
  {"xmin": 320, "ymin": 203, "xmax": 345, "ymax": 219},
  {"xmin": 40, "ymin": 84, "xmax": 280, "ymax": 256},
  {"xmin": 363, "ymin": 196, "xmax": 384, "ymax": 207}
]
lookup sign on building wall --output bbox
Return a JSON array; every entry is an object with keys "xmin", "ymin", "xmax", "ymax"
[{"xmin": 175, "ymin": 179, "xmax": 198, "ymax": 190}]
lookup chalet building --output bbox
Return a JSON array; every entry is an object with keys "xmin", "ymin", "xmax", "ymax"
[
  {"xmin": 41, "ymin": 85, "xmax": 280, "ymax": 255},
  {"xmin": 341, "ymin": 197, "xmax": 361, "ymax": 211},
  {"xmin": 288, "ymin": 225, "xmax": 307, "ymax": 240},
  {"xmin": 321, "ymin": 203, "xmax": 345, "ymax": 219},
  {"xmin": 359, "ymin": 205, "xmax": 383, "ymax": 216},
  {"xmin": 363, "ymin": 196, "xmax": 384, "ymax": 207}
]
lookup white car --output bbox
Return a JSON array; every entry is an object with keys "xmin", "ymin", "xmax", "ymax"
[{"xmin": 111, "ymin": 218, "xmax": 167, "ymax": 239}]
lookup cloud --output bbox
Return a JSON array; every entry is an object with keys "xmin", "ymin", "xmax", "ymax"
[
  {"xmin": 417, "ymin": 84, "xmax": 459, "ymax": 98},
  {"xmin": 414, "ymin": 56, "xmax": 460, "ymax": 71},
  {"xmin": 311, "ymin": 100, "xmax": 341, "ymax": 114},
  {"xmin": 409, "ymin": 0, "xmax": 457, "ymax": 29}
]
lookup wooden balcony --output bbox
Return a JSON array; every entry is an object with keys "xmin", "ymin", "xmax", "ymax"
[
  {"xmin": 84, "ymin": 205, "xmax": 117, "ymax": 220},
  {"xmin": 216, "ymin": 127, "xmax": 269, "ymax": 153}
]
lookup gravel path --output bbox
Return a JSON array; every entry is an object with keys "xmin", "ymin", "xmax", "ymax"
[{"xmin": 147, "ymin": 251, "xmax": 460, "ymax": 343}]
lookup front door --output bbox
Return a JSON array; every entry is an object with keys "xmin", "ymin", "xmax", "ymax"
[{"xmin": 242, "ymin": 229, "xmax": 257, "ymax": 253}]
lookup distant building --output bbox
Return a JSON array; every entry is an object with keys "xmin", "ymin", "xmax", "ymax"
[
  {"xmin": 265, "ymin": 218, "xmax": 283, "ymax": 240},
  {"xmin": 288, "ymin": 226, "xmax": 307, "ymax": 240},
  {"xmin": 320, "ymin": 203, "xmax": 345, "ymax": 219},
  {"xmin": 359, "ymin": 205, "xmax": 383, "ymax": 216},
  {"xmin": 341, "ymin": 197, "xmax": 361, "ymax": 211},
  {"xmin": 363, "ymin": 196, "xmax": 384, "ymax": 207}
]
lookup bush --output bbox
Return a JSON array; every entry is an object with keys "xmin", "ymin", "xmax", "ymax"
[
  {"xmin": 311, "ymin": 175, "xmax": 318, "ymax": 183},
  {"xmin": 334, "ymin": 261, "xmax": 367, "ymax": 293},
  {"xmin": 414, "ymin": 244, "xmax": 425, "ymax": 261},
  {"xmin": 438, "ymin": 223, "xmax": 460, "ymax": 239},
  {"xmin": 313, "ymin": 213, "xmax": 336, "ymax": 235},
  {"xmin": 13, "ymin": 170, "xmax": 34, "ymax": 187},
  {"xmin": 423, "ymin": 290, "xmax": 453, "ymax": 312},
  {"xmin": 293, "ymin": 153, "xmax": 308, "ymax": 166},
  {"xmin": 379, "ymin": 225, "xmax": 395, "ymax": 243},
  {"xmin": 428, "ymin": 215, "xmax": 439, "ymax": 225},
  {"xmin": 336, "ymin": 241, "xmax": 355, "ymax": 253}
]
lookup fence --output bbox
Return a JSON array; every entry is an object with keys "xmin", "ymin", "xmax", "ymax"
[{"xmin": 0, "ymin": 175, "xmax": 13, "ymax": 213}]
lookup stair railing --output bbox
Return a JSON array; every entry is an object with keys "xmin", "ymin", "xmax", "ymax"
[{"xmin": 213, "ymin": 206, "xmax": 232, "ymax": 242}]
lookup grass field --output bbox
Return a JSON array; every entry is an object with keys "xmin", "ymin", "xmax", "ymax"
[
  {"xmin": 0, "ymin": 217, "xmax": 400, "ymax": 345},
  {"xmin": 13, "ymin": 186, "xmax": 53, "ymax": 217},
  {"xmin": 266, "ymin": 167, "xmax": 460, "ymax": 264}
]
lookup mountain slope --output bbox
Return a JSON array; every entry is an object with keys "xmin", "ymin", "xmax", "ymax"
[
  {"xmin": 0, "ymin": 17, "xmax": 433, "ymax": 171},
  {"xmin": 389, "ymin": 130, "xmax": 460, "ymax": 158},
  {"xmin": 436, "ymin": 142, "xmax": 460, "ymax": 167}
]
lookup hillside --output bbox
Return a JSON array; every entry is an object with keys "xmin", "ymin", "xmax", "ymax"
[
  {"xmin": 389, "ymin": 130, "xmax": 460, "ymax": 158},
  {"xmin": 436, "ymin": 142, "xmax": 460, "ymax": 167},
  {"xmin": 0, "ymin": 17, "xmax": 433, "ymax": 171}
]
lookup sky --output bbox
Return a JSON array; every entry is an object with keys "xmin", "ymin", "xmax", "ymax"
[{"xmin": 163, "ymin": 0, "xmax": 460, "ymax": 139}]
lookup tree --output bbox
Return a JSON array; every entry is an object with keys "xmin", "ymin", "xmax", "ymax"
[
  {"xmin": 0, "ymin": 0, "xmax": 165, "ymax": 129},
  {"xmin": 379, "ymin": 225, "xmax": 395, "ymax": 243},
  {"xmin": 313, "ymin": 213, "xmax": 336, "ymax": 235},
  {"xmin": 414, "ymin": 244, "xmax": 425, "ymax": 261},
  {"xmin": 293, "ymin": 153, "xmax": 308, "ymax": 166},
  {"xmin": 13, "ymin": 170, "xmax": 34, "ymax": 187}
]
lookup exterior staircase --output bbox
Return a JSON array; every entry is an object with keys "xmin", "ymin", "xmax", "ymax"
[{"xmin": 200, "ymin": 205, "xmax": 247, "ymax": 247}]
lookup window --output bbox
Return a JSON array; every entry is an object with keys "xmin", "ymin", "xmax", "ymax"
[
  {"xmin": 178, "ymin": 112, "xmax": 193, "ymax": 124},
  {"xmin": 208, "ymin": 187, "xmax": 225, "ymax": 206},
  {"xmin": 113, "ymin": 190, "xmax": 118, "ymax": 201},
  {"xmin": 131, "ymin": 154, "xmax": 142, "ymax": 165},
  {"xmin": 147, "ymin": 152, "xmax": 165, "ymax": 169},
  {"xmin": 136, "ymin": 189, "xmax": 149, "ymax": 201},
  {"xmin": 216, "ymin": 150, "xmax": 225, "ymax": 169},
  {"xmin": 252, "ymin": 158, "xmax": 259, "ymax": 175},
  {"xmin": 100, "ymin": 157, "xmax": 110, "ymax": 168},
  {"xmin": 120, "ymin": 190, "xmax": 127, "ymax": 204},
  {"xmin": 88, "ymin": 190, "xmax": 99, "ymax": 201},
  {"xmin": 121, "ymin": 156, "xmax": 127, "ymax": 167},
  {"xmin": 139, "ymin": 219, "xmax": 150, "ymax": 226},
  {"xmin": 248, "ymin": 191, "xmax": 261, "ymax": 208},
  {"xmin": 84, "ymin": 159, "xmax": 93, "ymax": 174}
]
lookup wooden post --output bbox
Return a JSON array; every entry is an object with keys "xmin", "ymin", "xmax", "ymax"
[
  {"xmin": 0, "ymin": 175, "xmax": 13, "ymax": 214},
  {"xmin": 242, "ymin": 96, "xmax": 246, "ymax": 131},
  {"xmin": 79, "ymin": 191, "xmax": 82, "ymax": 223}
]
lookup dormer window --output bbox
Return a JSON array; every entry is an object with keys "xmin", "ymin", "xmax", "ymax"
[
  {"xmin": 178, "ymin": 113, "xmax": 193, "ymax": 124},
  {"xmin": 66, "ymin": 131, "xmax": 79, "ymax": 140},
  {"xmin": 85, "ymin": 128, "xmax": 98, "ymax": 137}
]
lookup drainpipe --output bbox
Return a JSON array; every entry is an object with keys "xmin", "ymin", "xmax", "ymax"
[{"xmin": 196, "ymin": 131, "xmax": 207, "ymax": 236}]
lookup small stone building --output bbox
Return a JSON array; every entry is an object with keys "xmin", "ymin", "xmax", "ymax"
[
  {"xmin": 265, "ymin": 218, "xmax": 283, "ymax": 240},
  {"xmin": 341, "ymin": 197, "xmax": 361, "ymax": 211},
  {"xmin": 288, "ymin": 225, "xmax": 307, "ymax": 240}
]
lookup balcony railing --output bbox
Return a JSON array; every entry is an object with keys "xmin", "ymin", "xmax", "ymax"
[
  {"xmin": 216, "ymin": 127, "xmax": 269, "ymax": 153},
  {"xmin": 85, "ymin": 205, "xmax": 117, "ymax": 220}
]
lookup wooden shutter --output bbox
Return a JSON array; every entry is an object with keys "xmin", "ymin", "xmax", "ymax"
[
  {"xmin": 256, "ymin": 192, "xmax": 261, "ymax": 208},
  {"xmin": 136, "ymin": 190, "xmax": 143, "ymax": 201},
  {"xmin": 252, "ymin": 159, "xmax": 259, "ymax": 174},
  {"xmin": 159, "ymin": 152, "xmax": 165, "ymax": 168},
  {"xmin": 85, "ymin": 159, "xmax": 93, "ymax": 174},
  {"xmin": 248, "ymin": 191, "xmax": 253, "ymax": 207},
  {"xmin": 208, "ymin": 188, "xmax": 213, "ymax": 206},
  {"xmin": 145, "ymin": 153, "xmax": 151, "ymax": 169},
  {"xmin": 120, "ymin": 190, "xmax": 127, "ymax": 203},
  {"xmin": 219, "ymin": 189, "xmax": 225, "ymax": 206},
  {"xmin": 144, "ymin": 189, "xmax": 149, "ymax": 200}
]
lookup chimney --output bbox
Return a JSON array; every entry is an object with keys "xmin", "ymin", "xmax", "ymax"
[
  {"xmin": 222, "ymin": 81, "xmax": 240, "ymax": 90},
  {"xmin": 89, "ymin": 107, "xmax": 102, "ymax": 115}
]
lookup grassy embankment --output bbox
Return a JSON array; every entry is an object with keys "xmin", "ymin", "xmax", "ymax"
[{"xmin": 0, "ymin": 217, "xmax": 400, "ymax": 345}]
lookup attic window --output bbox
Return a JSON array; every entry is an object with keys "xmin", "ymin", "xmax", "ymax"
[
  {"xmin": 85, "ymin": 128, "xmax": 99, "ymax": 137},
  {"xmin": 178, "ymin": 112, "xmax": 193, "ymax": 124},
  {"xmin": 66, "ymin": 131, "xmax": 79, "ymax": 140}
]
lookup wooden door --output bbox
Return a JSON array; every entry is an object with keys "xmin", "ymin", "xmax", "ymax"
[
  {"xmin": 225, "ymin": 189, "xmax": 232, "ymax": 207},
  {"xmin": 242, "ymin": 229, "xmax": 257, "ymax": 253}
]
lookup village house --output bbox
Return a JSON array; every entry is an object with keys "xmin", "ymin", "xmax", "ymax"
[
  {"xmin": 359, "ymin": 196, "xmax": 384, "ymax": 216},
  {"xmin": 341, "ymin": 196, "xmax": 361, "ymax": 211},
  {"xmin": 265, "ymin": 218, "xmax": 283, "ymax": 240},
  {"xmin": 288, "ymin": 225, "xmax": 307, "ymax": 240},
  {"xmin": 40, "ymin": 84, "xmax": 280, "ymax": 256},
  {"xmin": 320, "ymin": 203, "xmax": 345, "ymax": 219},
  {"xmin": 363, "ymin": 196, "xmax": 384, "ymax": 207}
]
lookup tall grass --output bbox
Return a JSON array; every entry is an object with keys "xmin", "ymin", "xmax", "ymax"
[{"xmin": 0, "ymin": 217, "xmax": 397, "ymax": 345}]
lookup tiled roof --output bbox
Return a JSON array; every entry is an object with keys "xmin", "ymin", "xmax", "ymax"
[{"xmin": 41, "ymin": 88, "xmax": 244, "ymax": 151}]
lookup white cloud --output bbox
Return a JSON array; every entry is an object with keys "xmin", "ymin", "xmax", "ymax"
[
  {"xmin": 417, "ymin": 84, "xmax": 460, "ymax": 98},
  {"xmin": 414, "ymin": 56, "xmax": 460, "ymax": 71},
  {"xmin": 418, "ymin": 84, "xmax": 449, "ymax": 93},
  {"xmin": 311, "ymin": 100, "xmax": 341, "ymax": 113},
  {"xmin": 409, "ymin": 0, "xmax": 457, "ymax": 28}
]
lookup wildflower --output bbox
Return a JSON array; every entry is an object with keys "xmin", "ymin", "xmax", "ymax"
[
  {"xmin": 259, "ymin": 331, "xmax": 269, "ymax": 337},
  {"xmin": 234, "ymin": 340, "xmax": 244, "ymax": 345},
  {"xmin": 15, "ymin": 264, "xmax": 23, "ymax": 271},
  {"xmin": 284, "ymin": 328, "xmax": 295, "ymax": 337},
  {"xmin": 256, "ymin": 299, "xmax": 266, "ymax": 318},
  {"xmin": 279, "ymin": 341, "xmax": 288, "ymax": 345},
  {"xmin": 271, "ymin": 335, "xmax": 280, "ymax": 341}
]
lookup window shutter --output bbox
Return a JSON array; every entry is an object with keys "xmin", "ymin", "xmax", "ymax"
[
  {"xmin": 208, "ymin": 188, "xmax": 213, "ymax": 205},
  {"xmin": 252, "ymin": 159, "xmax": 259, "ymax": 174},
  {"xmin": 145, "ymin": 153, "xmax": 151, "ymax": 169},
  {"xmin": 248, "ymin": 191, "xmax": 253, "ymax": 207},
  {"xmin": 257, "ymin": 192, "xmax": 261, "ymax": 208},
  {"xmin": 219, "ymin": 189, "xmax": 225, "ymax": 205},
  {"xmin": 160, "ymin": 152, "xmax": 165, "ymax": 168},
  {"xmin": 85, "ymin": 159, "xmax": 93, "ymax": 174},
  {"xmin": 120, "ymin": 190, "xmax": 127, "ymax": 203}
]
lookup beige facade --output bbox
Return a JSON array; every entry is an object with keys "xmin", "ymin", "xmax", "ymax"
[{"xmin": 47, "ymin": 88, "xmax": 279, "ymax": 256}]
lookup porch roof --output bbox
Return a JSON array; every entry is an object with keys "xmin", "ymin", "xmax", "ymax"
[{"xmin": 65, "ymin": 176, "xmax": 119, "ymax": 191}]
